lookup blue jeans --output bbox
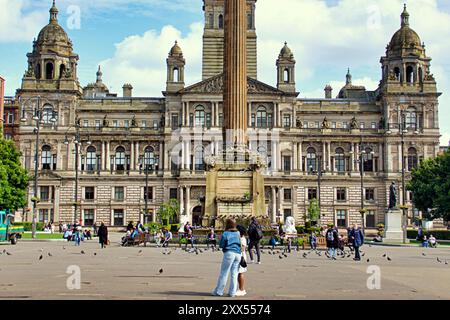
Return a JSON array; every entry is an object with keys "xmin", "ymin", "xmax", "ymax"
[
  {"xmin": 328, "ymin": 247, "xmax": 336, "ymax": 258},
  {"xmin": 213, "ymin": 251, "xmax": 241, "ymax": 297}
]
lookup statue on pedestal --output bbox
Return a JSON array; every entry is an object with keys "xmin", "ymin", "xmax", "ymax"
[
  {"xmin": 103, "ymin": 115, "xmax": 109, "ymax": 127},
  {"xmin": 389, "ymin": 182, "xmax": 398, "ymax": 209},
  {"xmin": 131, "ymin": 115, "xmax": 137, "ymax": 128},
  {"xmin": 350, "ymin": 116, "xmax": 358, "ymax": 130},
  {"xmin": 282, "ymin": 216, "xmax": 297, "ymax": 234},
  {"xmin": 322, "ymin": 117, "xmax": 330, "ymax": 129}
]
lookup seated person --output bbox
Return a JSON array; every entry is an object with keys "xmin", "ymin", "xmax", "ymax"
[
  {"xmin": 162, "ymin": 229, "xmax": 172, "ymax": 248},
  {"xmin": 422, "ymin": 235, "xmax": 429, "ymax": 248},
  {"xmin": 84, "ymin": 230, "xmax": 92, "ymax": 240},
  {"xmin": 121, "ymin": 229, "xmax": 132, "ymax": 246},
  {"xmin": 269, "ymin": 235, "xmax": 279, "ymax": 250},
  {"xmin": 428, "ymin": 234, "xmax": 437, "ymax": 248},
  {"xmin": 63, "ymin": 229, "xmax": 72, "ymax": 241},
  {"xmin": 155, "ymin": 230, "xmax": 163, "ymax": 247},
  {"xmin": 207, "ymin": 229, "xmax": 217, "ymax": 248},
  {"xmin": 373, "ymin": 234, "xmax": 383, "ymax": 243}
]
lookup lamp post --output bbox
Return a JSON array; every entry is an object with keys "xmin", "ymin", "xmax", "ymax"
[
  {"xmin": 309, "ymin": 155, "xmax": 325, "ymax": 226},
  {"xmin": 20, "ymin": 96, "xmax": 57, "ymax": 239}
]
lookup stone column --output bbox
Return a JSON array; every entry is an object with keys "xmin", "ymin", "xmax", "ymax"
[
  {"xmin": 327, "ymin": 142, "xmax": 331, "ymax": 171},
  {"xmin": 130, "ymin": 141, "xmax": 135, "ymax": 171},
  {"xmin": 350, "ymin": 143, "xmax": 355, "ymax": 172},
  {"xmin": 56, "ymin": 143, "xmax": 62, "ymax": 170},
  {"xmin": 181, "ymin": 141, "xmax": 185, "ymax": 170},
  {"xmin": 180, "ymin": 187, "xmax": 185, "ymax": 215},
  {"xmin": 186, "ymin": 186, "xmax": 191, "ymax": 223},
  {"xmin": 271, "ymin": 140, "xmax": 277, "ymax": 171},
  {"xmin": 248, "ymin": 102, "xmax": 252, "ymax": 127},
  {"xmin": 398, "ymin": 143, "xmax": 402, "ymax": 173},
  {"xmin": 355, "ymin": 143, "xmax": 360, "ymax": 172},
  {"xmin": 322, "ymin": 142, "xmax": 327, "ymax": 170},
  {"xmin": 271, "ymin": 187, "xmax": 277, "ymax": 223},
  {"xmin": 106, "ymin": 141, "xmax": 110, "ymax": 171},
  {"xmin": 387, "ymin": 143, "xmax": 392, "ymax": 173},
  {"xmin": 379, "ymin": 143, "xmax": 383, "ymax": 173},
  {"xmin": 223, "ymin": 0, "xmax": 248, "ymax": 147},
  {"xmin": 135, "ymin": 141, "xmax": 140, "ymax": 169},
  {"xmin": 278, "ymin": 186, "xmax": 283, "ymax": 222},
  {"xmin": 277, "ymin": 142, "xmax": 281, "ymax": 172},
  {"xmin": 101, "ymin": 141, "xmax": 105, "ymax": 171},
  {"xmin": 293, "ymin": 142, "xmax": 298, "ymax": 171},
  {"xmin": 273, "ymin": 104, "xmax": 277, "ymax": 128},
  {"xmin": 299, "ymin": 143, "xmax": 303, "ymax": 172}
]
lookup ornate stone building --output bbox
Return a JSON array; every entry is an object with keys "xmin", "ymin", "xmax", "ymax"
[{"xmin": 15, "ymin": 1, "xmax": 441, "ymax": 229}]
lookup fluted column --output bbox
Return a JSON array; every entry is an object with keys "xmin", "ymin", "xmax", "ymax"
[
  {"xmin": 272, "ymin": 187, "xmax": 277, "ymax": 223},
  {"xmin": 180, "ymin": 187, "xmax": 185, "ymax": 215},
  {"xmin": 223, "ymin": 0, "xmax": 248, "ymax": 148}
]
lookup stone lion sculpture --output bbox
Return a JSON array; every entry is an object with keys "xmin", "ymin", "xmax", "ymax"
[{"xmin": 283, "ymin": 216, "xmax": 297, "ymax": 234}]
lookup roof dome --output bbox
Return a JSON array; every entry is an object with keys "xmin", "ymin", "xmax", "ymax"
[
  {"xmin": 388, "ymin": 5, "xmax": 424, "ymax": 56},
  {"xmin": 279, "ymin": 42, "xmax": 293, "ymax": 59},
  {"xmin": 36, "ymin": 1, "xmax": 71, "ymax": 47},
  {"xmin": 169, "ymin": 41, "xmax": 183, "ymax": 57}
]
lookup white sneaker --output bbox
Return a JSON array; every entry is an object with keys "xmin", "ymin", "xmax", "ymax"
[
  {"xmin": 257, "ymin": 262, "xmax": 261, "ymax": 265},
  {"xmin": 236, "ymin": 290, "xmax": 247, "ymax": 297}
]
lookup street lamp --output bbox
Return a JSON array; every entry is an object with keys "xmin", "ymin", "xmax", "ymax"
[
  {"xmin": 309, "ymin": 155, "xmax": 325, "ymax": 226},
  {"xmin": 20, "ymin": 96, "xmax": 57, "ymax": 239}
]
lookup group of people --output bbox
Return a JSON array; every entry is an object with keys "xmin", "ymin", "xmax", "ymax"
[
  {"xmin": 62, "ymin": 223, "xmax": 93, "ymax": 245},
  {"xmin": 155, "ymin": 227, "xmax": 173, "ymax": 248},
  {"xmin": 417, "ymin": 227, "xmax": 439, "ymax": 248},
  {"xmin": 121, "ymin": 221, "xmax": 146, "ymax": 246},
  {"xmin": 322, "ymin": 224, "xmax": 364, "ymax": 261},
  {"xmin": 212, "ymin": 217, "xmax": 264, "ymax": 297}
]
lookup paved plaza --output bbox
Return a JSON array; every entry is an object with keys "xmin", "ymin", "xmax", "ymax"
[{"xmin": 0, "ymin": 235, "xmax": 449, "ymax": 300}]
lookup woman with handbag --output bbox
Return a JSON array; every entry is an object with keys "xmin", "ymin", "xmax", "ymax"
[{"xmin": 236, "ymin": 225, "xmax": 248, "ymax": 297}]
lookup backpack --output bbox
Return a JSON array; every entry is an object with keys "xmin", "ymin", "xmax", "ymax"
[
  {"xmin": 255, "ymin": 226, "xmax": 263, "ymax": 240},
  {"xmin": 327, "ymin": 230, "xmax": 335, "ymax": 242}
]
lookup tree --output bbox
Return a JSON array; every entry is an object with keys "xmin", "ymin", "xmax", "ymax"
[
  {"xmin": 307, "ymin": 198, "xmax": 320, "ymax": 223},
  {"xmin": 407, "ymin": 150, "xmax": 450, "ymax": 221},
  {"xmin": 0, "ymin": 138, "xmax": 30, "ymax": 211},
  {"xmin": 157, "ymin": 199, "xmax": 180, "ymax": 226}
]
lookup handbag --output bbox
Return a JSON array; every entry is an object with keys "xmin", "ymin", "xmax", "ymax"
[{"xmin": 240, "ymin": 256, "xmax": 247, "ymax": 268}]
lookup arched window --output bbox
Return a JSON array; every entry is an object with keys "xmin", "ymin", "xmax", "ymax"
[
  {"xmin": 42, "ymin": 145, "xmax": 52, "ymax": 170},
  {"xmin": 335, "ymin": 148, "xmax": 345, "ymax": 173},
  {"xmin": 42, "ymin": 105, "xmax": 56, "ymax": 124},
  {"xmin": 256, "ymin": 106, "xmax": 267, "ymax": 128},
  {"xmin": 307, "ymin": 147, "xmax": 317, "ymax": 172},
  {"xmin": 406, "ymin": 66, "xmax": 414, "ymax": 84},
  {"xmin": 363, "ymin": 148, "xmax": 374, "ymax": 172},
  {"xmin": 86, "ymin": 146, "xmax": 97, "ymax": 171},
  {"xmin": 284, "ymin": 69, "xmax": 289, "ymax": 83},
  {"xmin": 115, "ymin": 146, "xmax": 126, "ymax": 171},
  {"xmin": 405, "ymin": 107, "xmax": 417, "ymax": 130},
  {"xmin": 36, "ymin": 63, "xmax": 41, "ymax": 79},
  {"xmin": 394, "ymin": 67, "xmax": 401, "ymax": 81},
  {"xmin": 218, "ymin": 14, "xmax": 224, "ymax": 29},
  {"xmin": 59, "ymin": 64, "xmax": 66, "ymax": 79},
  {"xmin": 195, "ymin": 106, "xmax": 206, "ymax": 127},
  {"xmin": 408, "ymin": 147, "xmax": 418, "ymax": 171},
  {"xmin": 45, "ymin": 62, "xmax": 54, "ymax": 80},
  {"xmin": 173, "ymin": 68, "xmax": 179, "ymax": 82},
  {"xmin": 144, "ymin": 146, "xmax": 155, "ymax": 169},
  {"xmin": 195, "ymin": 147, "xmax": 205, "ymax": 171}
]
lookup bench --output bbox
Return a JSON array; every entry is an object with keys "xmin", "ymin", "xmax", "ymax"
[{"xmin": 125, "ymin": 233, "xmax": 151, "ymax": 247}]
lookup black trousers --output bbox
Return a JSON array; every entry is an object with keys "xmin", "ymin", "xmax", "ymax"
[
  {"xmin": 248, "ymin": 240, "xmax": 261, "ymax": 262},
  {"xmin": 354, "ymin": 246, "xmax": 361, "ymax": 260}
]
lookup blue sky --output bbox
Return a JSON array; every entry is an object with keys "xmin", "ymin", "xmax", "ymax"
[{"xmin": 1, "ymin": 0, "xmax": 449, "ymax": 145}]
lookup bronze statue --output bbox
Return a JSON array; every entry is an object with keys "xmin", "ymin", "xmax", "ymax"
[
  {"xmin": 131, "ymin": 115, "xmax": 137, "ymax": 127},
  {"xmin": 102, "ymin": 115, "xmax": 109, "ymax": 127},
  {"xmin": 322, "ymin": 117, "xmax": 330, "ymax": 129},
  {"xmin": 389, "ymin": 182, "xmax": 398, "ymax": 209},
  {"xmin": 350, "ymin": 116, "xmax": 358, "ymax": 129},
  {"xmin": 296, "ymin": 118, "xmax": 303, "ymax": 129}
]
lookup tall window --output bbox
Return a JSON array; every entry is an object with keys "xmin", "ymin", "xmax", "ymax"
[
  {"xmin": 336, "ymin": 188, "xmax": 346, "ymax": 201},
  {"xmin": 45, "ymin": 62, "xmax": 54, "ymax": 80},
  {"xmin": 366, "ymin": 210, "xmax": 376, "ymax": 228},
  {"xmin": 218, "ymin": 14, "xmax": 224, "ymax": 29},
  {"xmin": 113, "ymin": 209, "xmax": 124, "ymax": 226},
  {"xmin": 42, "ymin": 105, "xmax": 55, "ymax": 124},
  {"xmin": 283, "ymin": 114, "xmax": 291, "ymax": 128},
  {"xmin": 363, "ymin": 148, "xmax": 374, "ymax": 172},
  {"xmin": 283, "ymin": 156, "xmax": 291, "ymax": 173},
  {"xmin": 209, "ymin": 14, "xmax": 214, "ymax": 28},
  {"xmin": 365, "ymin": 188, "xmax": 375, "ymax": 201},
  {"xmin": 308, "ymin": 188, "xmax": 317, "ymax": 200},
  {"xmin": 307, "ymin": 147, "xmax": 317, "ymax": 172},
  {"xmin": 335, "ymin": 148, "xmax": 345, "ymax": 173},
  {"xmin": 86, "ymin": 146, "xmax": 97, "ymax": 172},
  {"xmin": 144, "ymin": 187, "xmax": 153, "ymax": 201},
  {"xmin": 114, "ymin": 187, "xmax": 125, "ymax": 201},
  {"xmin": 85, "ymin": 187, "xmax": 95, "ymax": 200},
  {"xmin": 405, "ymin": 107, "xmax": 417, "ymax": 130},
  {"xmin": 284, "ymin": 188, "xmax": 292, "ymax": 202},
  {"xmin": 40, "ymin": 186, "xmax": 50, "ymax": 202},
  {"xmin": 195, "ymin": 147, "xmax": 205, "ymax": 171},
  {"xmin": 144, "ymin": 146, "xmax": 155, "ymax": 170},
  {"xmin": 195, "ymin": 106, "xmax": 206, "ymax": 127},
  {"xmin": 115, "ymin": 147, "xmax": 125, "ymax": 171},
  {"xmin": 406, "ymin": 65, "xmax": 414, "ymax": 83},
  {"xmin": 247, "ymin": 14, "xmax": 253, "ymax": 29},
  {"xmin": 256, "ymin": 107, "xmax": 267, "ymax": 128},
  {"xmin": 407, "ymin": 147, "xmax": 418, "ymax": 171},
  {"xmin": 169, "ymin": 188, "xmax": 178, "ymax": 200},
  {"xmin": 336, "ymin": 210, "xmax": 347, "ymax": 227},
  {"xmin": 42, "ymin": 145, "xmax": 52, "ymax": 170},
  {"xmin": 83, "ymin": 209, "xmax": 95, "ymax": 226}
]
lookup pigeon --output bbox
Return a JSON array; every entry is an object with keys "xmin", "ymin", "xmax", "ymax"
[
  {"xmin": 283, "ymin": 253, "xmax": 288, "ymax": 258},
  {"xmin": 39, "ymin": 248, "xmax": 44, "ymax": 252},
  {"xmin": 422, "ymin": 253, "xmax": 426, "ymax": 256},
  {"xmin": 302, "ymin": 253, "xmax": 308, "ymax": 259},
  {"xmin": 93, "ymin": 253, "xmax": 97, "ymax": 256},
  {"xmin": 279, "ymin": 255, "xmax": 283, "ymax": 259},
  {"xmin": 6, "ymin": 252, "xmax": 12, "ymax": 256},
  {"xmin": 268, "ymin": 251, "xmax": 272, "ymax": 255},
  {"xmin": 437, "ymin": 257, "xmax": 442, "ymax": 263},
  {"xmin": 2, "ymin": 249, "xmax": 6, "ymax": 254},
  {"xmin": 167, "ymin": 251, "xmax": 172, "ymax": 255},
  {"xmin": 367, "ymin": 259, "xmax": 370, "ymax": 263},
  {"xmin": 347, "ymin": 254, "xmax": 351, "ymax": 258},
  {"xmin": 48, "ymin": 252, "xmax": 53, "ymax": 257},
  {"xmin": 361, "ymin": 252, "xmax": 366, "ymax": 257},
  {"xmin": 138, "ymin": 250, "xmax": 143, "ymax": 256},
  {"xmin": 445, "ymin": 261, "xmax": 448, "ymax": 265},
  {"xmin": 81, "ymin": 250, "xmax": 85, "ymax": 255},
  {"xmin": 39, "ymin": 255, "xmax": 43, "ymax": 261},
  {"xmin": 382, "ymin": 253, "xmax": 387, "ymax": 258},
  {"xmin": 387, "ymin": 257, "xmax": 392, "ymax": 261},
  {"xmin": 62, "ymin": 246, "xmax": 66, "ymax": 250},
  {"xmin": 159, "ymin": 268, "xmax": 164, "ymax": 274}
]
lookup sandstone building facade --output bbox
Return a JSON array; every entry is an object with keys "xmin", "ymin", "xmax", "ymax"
[{"xmin": 14, "ymin": 1, "xmax": 441, "ymax": 228}]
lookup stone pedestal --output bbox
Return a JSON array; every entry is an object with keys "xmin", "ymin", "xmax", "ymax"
[{"xmin": 384, "ymin": 209, "xmax": 404, "ymax": 243}]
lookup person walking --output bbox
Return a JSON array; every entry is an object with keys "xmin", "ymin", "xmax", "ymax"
[
  {"xmin": 212, "ymin": 219, "xmax": 241, "ymax": 298},
  {"xmin": 309, "ymin": 232, "xmax": 317, "ymax": 251},
  {"xmin": 349, "ymin": 224, "xmax": 364, "ymax": 261},
  {"xmin": 98, "ymin": 222, "xmax": 108, "ymax": 249},
  {"xmin": 326, "ymin": 225, "xmax": 338, "ymax": 260},
  {"xmin": 247, "ymin": 217, "xmax": 263, "ymax": 264},
  {"xmin": 236, "ymin": 225, "xmax": 248, "ymax": 297}
]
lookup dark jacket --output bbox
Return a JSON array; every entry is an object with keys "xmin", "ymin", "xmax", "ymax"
[
  {"xmin": 98, "ymin": 225, "xmax": 108, "ymax": 244},
  {"xmin": 248, "ymin": 221, "xmax": 262, "ymax": 242},
  {"xmin": 326, "ymin": 229, "xmax": 339, "ymax": 248},
  {"xmin": 349, "ymin": 228, "xmax": 364, "ymax": 247}
]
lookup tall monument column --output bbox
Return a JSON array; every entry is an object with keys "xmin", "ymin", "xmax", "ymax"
[{"xmin": 223, "ymin": 0, "xmax": 248, "ymax": 148}]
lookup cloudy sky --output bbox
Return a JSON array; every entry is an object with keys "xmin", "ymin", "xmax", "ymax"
[{"xmin": 0, "ymin": 0, "xmax": 449, "ymax": 145}]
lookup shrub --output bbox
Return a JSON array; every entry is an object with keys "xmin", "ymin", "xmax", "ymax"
[
  {"xmin": 407, "ymin": 229, "xmax": 450, "ymax": 241},
  {"xmin": 144, "ymin": 222, "xmax": 162, "ymax": 233},
  {"xmin": 14, "ymin": 222, "xmax": 45, "ymax": 232}
]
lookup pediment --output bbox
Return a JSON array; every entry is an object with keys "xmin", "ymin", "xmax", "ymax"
[{"xmin": 180, "ymin": 73, "xmax": 284, "ymax": 95}]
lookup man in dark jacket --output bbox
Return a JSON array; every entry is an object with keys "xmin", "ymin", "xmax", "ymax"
[
  {"xmin": 247, "ymin": 217, "xmax": 262, "ymax": 264},
  {"xmin": 349, "ymin": 224, "xmax": 364, "ymax": 261},
  {"xmin": 325, "ymin": 225, "xmax": 339, "ymax": 260}
]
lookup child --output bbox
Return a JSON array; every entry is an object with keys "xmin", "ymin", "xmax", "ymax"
[
  {"xmin": 309, "ymin": 232, "xmax": 317, "ymax": 250},
  {"xmin": 338, "ymin": 234, "xmax": 345, "ymax": 255},
  {"xmin": 236, "ymin": 225, "xmax": 248, "ymax": 297}
]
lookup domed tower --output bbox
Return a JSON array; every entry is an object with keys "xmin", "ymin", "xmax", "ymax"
[
  {"xmin": 20, "ymin": 0, "xmax": 81, "ymax": 94},
  {"xmin": 380, "ymin": 4, "xmax": 435, "ymax": 93},
  {"xmin": 276, "ymin": 42, "xmax": 296, "ymax": 93},
  {"xmin": 166, "ymin": 41, "xmax": 185, "ymax": 93}
]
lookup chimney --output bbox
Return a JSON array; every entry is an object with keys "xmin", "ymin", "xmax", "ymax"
[
  {"xmin": 123, "ymin": 84, "xmax": 133, "ymax": 98},
  {"xmin": 324, "ymin": 85, "xmax": 333, "ymax": 99}
]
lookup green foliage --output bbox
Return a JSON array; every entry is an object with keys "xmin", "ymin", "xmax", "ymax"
[
  {"xmin": 144, "ymin": 222, "xmax": 162, "ymax": 233},
  {"xmin": 157, "ymin": 199, "xmax": 180, "ymax": 225},
  {"xmin": 14, "ymin": 222, "xmax": 45, "ymax": 232},
  {"xmin": 307, "ymin": 199, "xmax": 320, "ymax": 222},
  {"xmin": 408, "ymin": 151, "xmax": 450, "ymax": 221},
  {"xmin": 407, "ymin": 229, "xmax": 450, "ymax": 241},
  {"xmin": 0, "ymin": 139, "xmax": 30, "ymax": 211}
]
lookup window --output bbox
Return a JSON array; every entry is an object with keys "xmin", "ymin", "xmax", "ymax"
[
  {"xmin": 40, "ymin": 186, "xmax": 50, "ymax": 202},
  {"xmin": 83, "ymin": 120, "xmax": 89, "ymax": 127},
  {"xmin": 332, "ymin": 122, "xmax": 337, "ymax": 129},
  {"xmin": 283, "ymin": 156, "xmax": 291, "ymax": 173},
  {"xmin": 336, "ymin": 210, "xmax": 347, "ymax": 227},
  {"xmin": 251, "ymin": 114, "xmax": 256, "ymax": 127},
  {"xmin": 144, "ymin": 187, "xmax": 153, "ymax": 201},
  {"xmin": 308, "ymin": 188, "xmax": 317, "ymax": 200},
  {"xmin": 42, "ymin": 145, "xmax": 52, "ymax": 170},
  {"xmin": 39, "ymin": 209, "xmax": 53, "ymax": 223},
  {"xmin": 336, "ymin": 188, "xmax": 346, "ymax": 201},
  {"xmin": 114, "ymin": 187, "xmax": 125, "ymax": 201},
  {"xmin": 85, "ymin": 187, "xmax": 95, "ymax": 200},
  {"xmin": 206, "ymin": 113, "xmax": 212, "ymax": 128},
  {"xmin": 113, "ymin": 209, "xmax": 124, "ymax": 226},
  {"xmin": 335, "ymin": 148, "xmax": 345, "ymax": 173},
  {"xmin": 115, "ymin": 147, "xmax": 125, "ymax": 171},
  {"xmin": 247, "ymin": 13, "xmax": 253, "ymax": 29},
  {"xmin": 366, "ymin": 210, "xmax": 376, "ymax": 228},
  {"xmin": 256, "ymin": 107, "xmax": 267, "ymax": 128},
  {"xmin": 268, "ymin": 114, "xmax": 273, "ymax": 128},
  {"xmin": 407, "ymin": 147, "xmax": 418, "ymax": 171},
  {"xmin": 144, "ymin": 146, "xmax": 156, "ymax": 170},
  {"xmin": 86, "ymin": 146, "xmax": 97, "ymax": 172},
  {"xmin": 195, "ymin": 106, "xmax": 206, "ymax": 127},
  {"xmin": 363, "ymin": 148, "xmax": 374, "ymax": 172},
  {"xmin": 360, "ymin": 122, "xmax": 365, "ymax": 129},
  {"xmin": 42, "ymin": 105, "xmax": 56, "ymax": 124},
  {"xmin": 112, "ymin": 120, "xmax": 118, "ymax": 128},
  {"xmin": 371, "ymin": 122, "xmax": 377, "ymax": 129},
  {"xmin": 45, "ymin": 61, "xmax": 54, "ymax": 79},
  {"xmin": 406, "ymin": 65, "xmax": 414, "ymax": 83},
  {"xmin": 171, "ymin": 114, "xmax": 179, "ymax": 130},
  {"xmin": 95, "ymin": 120, "xmax": 101, "ymax": 128},
  {"xmin": 405, "ymin": 107, "xmax": 417, "ymax": 130},
  {"xmin": 208, "ymin": 13, "xmax": 214, "ymax": 28},
  {"xmin": 153, "ymin": 120, "xmax": 159, "ymax": 129},
  {"xmin": 219, "ymin": 114, "xmax": 223, "ymax": 127},
  {"xmin": 141, "ymin": 120, "xmax": 147, "ymax": 128},
  {"xmin": 169, "ymin": 188, "xmax": 178, "ymax": 200},
  {"xmin": 365, "ymin": 188, "xmax": 375, "ymax": 201},
  {"xmin": 307, "ymin": 147, "xmax": 317, "ymax": 172},
  {"xmin": 284, "ymin": 188, "xmax": 292, "ymax": 202},
  {"xmin": 343, "ymin": 121, "xmax": 348, "ymax": 129},
  {"xmin": 83, "ymin": 209, "xmax": 95, "ymax": 226},
  {"xmin": 218, "ymin": 14, "xmax": 224, "ymax": 29},
  {"xmin": 394, "ymin": 67, "xmax": 401, "ymax": 81},
  {"xmin": 7, "ymin": 113, "xmax": 14, "ymax": 124},
  {"xmin": 195, "ymin": 147, "xmax": 205, "ymax": 171},
  {"xmin": 124, "ymin": 120, "xmax": 130, "ymax": 128},
  {"xmin": 304, "ymin": 122, "xmax": 309, "ymax": 129},
  {"xmin": 283, "ymin": 115, "xmax": 291, "ymax": 128}
]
